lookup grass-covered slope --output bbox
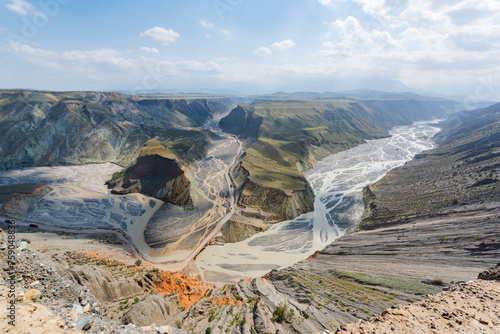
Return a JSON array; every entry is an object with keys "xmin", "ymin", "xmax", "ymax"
[
  {"xmin": 0, "ymin": 90, "xmax": 233, "ymax": 170},
  {"xmin": 221, "ymin": 100, "xmax": 393, "ymax": 223},
  {"xmin": 361, "ymin": 102, "xmax": 500, "ymax": 230},
  {"xmin": 220, "ymin": 96, "xmax": 461, "ymax": 223}
]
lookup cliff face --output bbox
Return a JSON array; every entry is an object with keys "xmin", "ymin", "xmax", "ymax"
[
  {"xmin": 0, "ymin": 90, "xmax": 233, "ymax": 170},
  {"xmin": 236, "ymin": 167, "xmax": 315, "ymax": 223},
  {"xmin": 218, "ymin": 105, "xmax": 263, "ymax": 138},
  {"xmin": 360, "ymin": 102, "xmax": 500, "ymax": 230},
  {"xmin": 220, "ymin": 97, "xmax": 460, "ymax": 224},
  {"xmin": 221, "ymin": 220, "xmax": 269, "ymax": 243},
  {"xmin": 109, "ymin": 139, "xmax": 193, "ymax": 209},
  {"xmin": 362, "ymin": 99, "xmax": 462, "ymax": 127},
  {"xmin": 138, "ymin": 97, "xmax": 233, "ymax": 126}
]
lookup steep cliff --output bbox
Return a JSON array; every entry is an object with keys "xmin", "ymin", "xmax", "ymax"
[
  {"xmin": 3, "ymin": 222, "xmax": 497, "ymax": 334},
  {"xmin": 0, "ymin": 90, "xmax": 233, "ymax": 170},
  {"xmin": 109, "ymin": 139, "xmax": 193, "ymax": 209},
  {"xmin": 221, "ymin": 219, "xmax": 269, "ymax": 243},
  {"xmin": 220, "ymin": 96, "xmax": 460, "ymax": 224},
  {"xmin": 360, "ymin": 102, "xmax": 500, "ymax": 230}
]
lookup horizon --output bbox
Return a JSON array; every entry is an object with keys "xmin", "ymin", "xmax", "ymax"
[{"xmin": 1, "ymin": 0, "xmax": 500, "ymax": 106}]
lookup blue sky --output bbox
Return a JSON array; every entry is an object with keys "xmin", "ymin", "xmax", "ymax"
[{"xmin": 0, "ymin": 0, "xmax": 499, "ymax": 102}]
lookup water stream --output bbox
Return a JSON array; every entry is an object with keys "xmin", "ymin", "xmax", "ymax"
[{"xmin": 195, "ymin": 122, "xmax": 441, "ymax": 282}]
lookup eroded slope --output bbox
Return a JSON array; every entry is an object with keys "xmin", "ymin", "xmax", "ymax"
[
  {"xmin": 0, "ymin": 90, "xmax": 233, "ymax": 170},
  {"xmin": 361, "ymin": 102, "xmax": 500, "ymax": 230}
]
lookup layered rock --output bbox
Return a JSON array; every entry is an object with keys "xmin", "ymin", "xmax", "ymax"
[
  {"xmin": 109, "ymin": 139, "xmax": 193, "ymax": 209},
  {"xmin": 221, "ymin": 219, "xmax": 269, "ymax": 243},
  {"xmin": 34, "ymin": 251, "xmax": 158, "ymax": 304},
  {"xmin": 121, "ymin": 294, "xmax": 179, "ymax": 326},
  {"xmin": 360, "ymin": 102, "xmax": 500, "ymax": 230},
  {"xmin": 0, "ymin": 90, "xmax": 233, "ymax": 170},
  {"xmin": 237, "ymin": 176, "xmax": 314, "ymax": 223}
]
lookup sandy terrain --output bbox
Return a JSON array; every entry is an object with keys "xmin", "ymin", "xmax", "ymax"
[{"xmin": 0, "ymin": 286, "xmax": 79, "ymax": 334}]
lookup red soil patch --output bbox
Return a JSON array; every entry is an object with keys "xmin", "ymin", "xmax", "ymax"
[
  {"xmin": 211, "ymin": 297, "xmax": 242, "ymax": 306},
  {"xmin": 153, "ymin": 271, "xmax": 214, "ymax": 309}
]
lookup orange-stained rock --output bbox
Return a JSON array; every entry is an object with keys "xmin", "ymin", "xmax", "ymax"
[{"xmin": 307, "ymin": 250, "xmax": 319, "ymax": 259}]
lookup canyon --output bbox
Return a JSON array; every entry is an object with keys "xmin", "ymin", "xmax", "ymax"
[{"xmin": 0, "ymin": 89, "xmax": 498, "ymax": 333}]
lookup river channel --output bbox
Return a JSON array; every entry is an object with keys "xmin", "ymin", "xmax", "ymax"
[{"xmin": 195, "ymin": 122, "xmax": 442, "ymax": 282}]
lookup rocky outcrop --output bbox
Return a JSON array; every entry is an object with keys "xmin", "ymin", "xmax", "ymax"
[
  {"xmin": 0, "ymin": 90, "xmax": 233, "ymax": 170},
  {"xmin": 62, "ymin": 265, "xmax": 150, "ymax": 303},
  {"xmin": 122, "ymin": 294, "xmax": 180, "ymax": 326},
  {"xmin": 110, "ymin": 140, "xmax": 193, "ymax": 209},
  {"xmin": 31, "ymin": 250, "xmax": 158, "ymax": 304},
  {"xmin": 360, "ymin": 102, "xmax": 500, "ymax": 230},
  {"xmin": 1, "ymin": 184, "xmax": 52, "ymax": 219},
  {"xmin": 337, "ymin": 280, "xmax": 500, "ymax": 333},
  {"xmin": 221, "ymin": 220, "xmax": 269, "ymax": 243},
  {"xmin": 231, "ymin": 159, "xmax": 315, "ymax": 223},
  {"xmin": 219, "ymin": 105, "xmax": 263, "ymax": 138},
  {"xmin": 479, "ymin": 263, "xmax": 500, "ymax": 281},
  {"xmin": 238, "ymin": 179, "xmax": 314, "ymax": 223}
]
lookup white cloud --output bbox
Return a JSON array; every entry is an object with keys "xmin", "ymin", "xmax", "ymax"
[
  {"xmin": 5, "ymin": 41, "xmax": 134, "ymax": 68},
  {"xmin": 140, "ymin": 27, "xmax": 180, "ymax": 45},
  {"xmin": 5, "ymin": 0, "xmax": 33, "ymax": 16},
  {"xmin": 318, "ymin": 0, "xmax": 346, "ymax": 5},
  {"xmin": 271, "ymin": 39, "xmax": 295, "ymax": 50},
  {"xmin": 315, "ymin": 0, "xmax": 500, "ymax": 96},
  {"xmin": 200, "ymin": 20, "xmax": 214, "ymax": 28},
  {"xmin": 253, "ymin": 47, "xmax": 272, "ymax": 56},
  {"xmin": 61, "ymin": 49, "xmax": 133, "ymax": 67},
  {"xmin": 3, "ymin": 0, "xmax": 500, "ymax": 98},
  {"xmin": 138, "ymin": 46, "xmax": 159, "ymax": 54},
  {"xmin": 9, "ymin": 43, "xmax": 57, "ymax": 58},
  {"xmin": 200, "ymin": 19, "xmax": 230, "ymax": 35}
]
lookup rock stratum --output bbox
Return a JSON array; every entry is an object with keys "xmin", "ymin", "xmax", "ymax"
[
  {"xmin": 109, "ymin": 139, "xmax": 193, "ymax": 209},
  {"xmin": 1, "ymin": 97, "xmax": 499, "ymax": 333},
  {"xmin": 0, "ymin": 90, "xmax": 234, "ymax": 170},
  {"xmin": 361, "ymin": 102, "xmax": 500, "ymax": 230},
  {"xmin": 1, "ymin": 224, "xmax": 498, "ymax": 334},
  {"xmin": 220, "ymin": 95, "xmax": 462, "ymax": 224}
]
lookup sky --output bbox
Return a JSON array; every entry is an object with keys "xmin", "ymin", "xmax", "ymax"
[{"xmin": 0, "ymin": 0, "xmax": 499, "ymax": 102}]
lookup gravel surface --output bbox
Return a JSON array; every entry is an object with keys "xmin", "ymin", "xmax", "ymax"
[{"xmin": 0, "ymin": 230, "xmax": 188, "ymax": 333}]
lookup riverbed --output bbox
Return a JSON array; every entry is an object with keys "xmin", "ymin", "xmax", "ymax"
[{"xmin": 195, "ymin": 122, "xmax": 442, "ymax": 282}]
